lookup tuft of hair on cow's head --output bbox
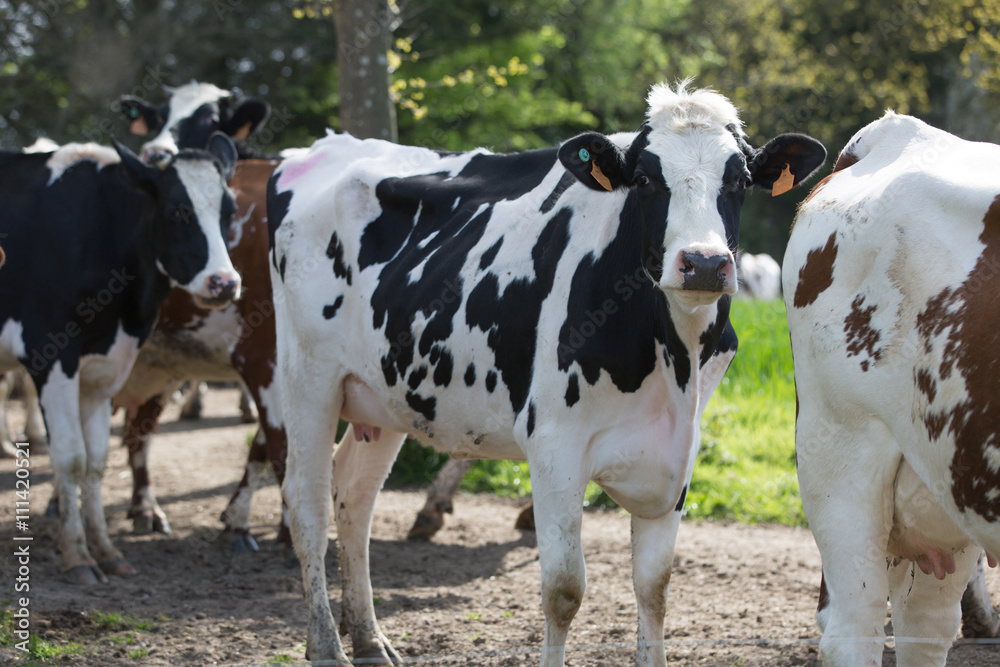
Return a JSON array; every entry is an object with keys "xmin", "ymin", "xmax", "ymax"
[{"xmin": 558, "ymin": 133, "xmax": 631, "ymax": 192}]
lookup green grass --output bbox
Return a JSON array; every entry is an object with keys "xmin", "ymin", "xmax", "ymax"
[{"xmin": 387, "ymin": 298, "xmax": 802, "ymax": 525}]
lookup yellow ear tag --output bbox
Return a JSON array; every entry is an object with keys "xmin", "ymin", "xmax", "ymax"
[
  {"xmin": 591, "ymin": 162, "xmax": 613, "ymax": 191},
  {"xmin": 233, "ymin": 121, "xmax": 253, "ymax": 140},
  {"xmin": 129, "ymin": 117, "xmax": 149, "ymax": 136},
  {"xmin": 772, "ymin": 163, "xmax": 794, "ymax": 197}
]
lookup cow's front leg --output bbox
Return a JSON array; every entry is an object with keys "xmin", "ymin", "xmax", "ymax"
[
  {"xmin": 124, "ymin": 391, "xmax": 171, "ymax": 534},
  {"xmin": 630, "ymin": 511, "xmax": 681, "ymax": 667},
  {"xmin": 80, "ymin": 393, "xmax": 133, "ymax": 576},
  {"xmin": 333, "ymin": 426, "xmax": 406, "ymax": 664},
  {"xmin": 39, "ymin": 372, "xmax": 104, "ymax": 583},
  {"xmin": 283, "ymin": 389, "xmax": 349, "ymax": 663},
  {"xmin": 530, "ymin": 456, "xmax": 587, "ymax": 667}
]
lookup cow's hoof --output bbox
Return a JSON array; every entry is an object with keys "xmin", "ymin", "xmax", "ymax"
[
  {"xmin": 963, "ymin": 612, "xmax": 1000, "ymax": 639},
  {"xmin": 406, "ymin": 510, "xmax": 444, "ymax": 541},
  {"xmin": 514, "ymin": 502, "xmax": 535, "ymax": 530},
  {"xmin": 354, "ymin": 647, "xmax": 397, "ymax": 665},
  {"xmin": 240, "ymin": 410, "xmax": 257, "ymax": 424},
  {"xmin": 99, "ymin": 557, "xmax": 136, "ymax": 577},
  {"xmin": 66, "ymin": 565, "xmax": 107, "ymax": 585},
  {"xmin": 223, "ymin": 529, "xmax": 259, "ymax": 553}
]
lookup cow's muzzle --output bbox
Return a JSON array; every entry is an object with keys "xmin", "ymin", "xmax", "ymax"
[
  {"xmin": 195, "ymin": 272, "xmax": 242, "ymax": 308},
  {"xmin": 678, "ymin": 251, "xmax": 734, "ymax": 293}
]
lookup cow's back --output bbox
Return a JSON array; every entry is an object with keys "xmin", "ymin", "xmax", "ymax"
[{"xmin": 785, "ymin": 112, "xmax": 1000, "ymax": 554}]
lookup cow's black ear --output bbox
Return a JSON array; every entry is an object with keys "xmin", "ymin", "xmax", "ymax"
[
  {"xmin": 116, "ymin": 96, "xmax": 165, "ymax": 137},
  {"xmin": 207, "ymin": 132, "xmax": 238, "ymax": 183},
  {"xmin": 112, "ymin": 136, "xmax": 159, "ymax": 186},
  {"xmin": 220, "ymin": 100, "xmax": 271, "ymax": 141},
  {"xmin": 558, "ymin": 132, "xmax": 629, "ymax": 192},
  {"xmin": 749, "ymin": 133, "xmax": 827, "ymax": 194}
]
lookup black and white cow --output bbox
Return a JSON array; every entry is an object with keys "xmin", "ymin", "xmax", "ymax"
[
  {"xmin": 786, "ymin": 112, "xmax": 1000, "ymax": 665},
  {"xmin": 269, "ymin": 83, "xmax": 825, "ymax": 664},
  {"xmin": 118, "ymin": 81, "xmax": 270, "ymax": 163},
  {"xmin": 0, "ymin": 135, "xmax": 241, "ymax": 583}
]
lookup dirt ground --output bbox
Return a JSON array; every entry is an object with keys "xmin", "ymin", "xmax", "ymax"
[{"xmin": 1, "ymin": 387, "xmax": 999, "ymax": 666}]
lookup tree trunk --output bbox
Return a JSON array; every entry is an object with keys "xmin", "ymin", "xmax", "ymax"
[{"xmin": 333, "ymin": 0, "xmax": 398, "ymax": 142}]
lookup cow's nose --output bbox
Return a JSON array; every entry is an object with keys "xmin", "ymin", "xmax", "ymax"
[
  {"xmin": 678, "ymin": 251, "xmax": 734, "ymax": 292},
  {"xmin": 205, "ymin": 273, "xmax": 241, "ymax": 303}
]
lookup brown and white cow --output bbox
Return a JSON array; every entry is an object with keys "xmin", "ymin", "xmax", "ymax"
[
  {"xmin": 785, "ymin": 111, "xmax": 1000, "ymax": 665},
  {"xmin": 112, "ymin": 159, "xmax": 289, "ymax": 549}
]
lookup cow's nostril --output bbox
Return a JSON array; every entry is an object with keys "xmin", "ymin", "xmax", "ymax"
[{"xmin": 681, "ymin": 260, "xmax": 694, "ymax": 274}]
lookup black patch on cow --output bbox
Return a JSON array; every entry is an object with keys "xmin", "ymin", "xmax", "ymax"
[
  {"xmin": 565, "ymin": 373, "xmax": 580, "ymax": 407},
  {"xmin": 433, "ymin": 349, "xmax": 454, "ymax": 387},
  {"xmin": 327, "ymin": 231, "xmax": 353, "ymax": 285},
  {"xmin": 278, "ymin": 255, "xmax": 287, "ymax": 282},
  {"xmin": 635, "ymin": 152, "xmax": 669, "ymax": 283},
  {"xmin": 485, "ymin": 370, "xmax": 498, "ymax": 393},
  {"xmin": 674, "ymin": 484, "xmax": 688, "ymax": 512},
  {"xmin": 716, "ymin": 153, "xmax": 748, "ymax": 252},
  {"xmin": 429, "ymin": 346, "xmax": 440, "ymax": 365},
  {"xmin": 323, "ymin": 296, "xmax": 344, "ymax": 320},
  {"xmin": 267, "ymin": 176, "xmax": 293, "ymax": 269},
  {"xmin": 464, "ymin": 363, "xmax": 476, "ymax": 386},
  {"xmin": 527, "ymin": 401, "xmax": 536, "ymax": 437},
  {"xmin": 381, "ymin": 356, "xmax": 397, "ymax": 387},
  {"xmin": 480, "ymin": 238, "xmax": 503, "ymax": 271},
  {"xmin": 698, "ymin": 297, "xmax": 736, "ymax": 367},
  {"xmin": 540, "ymin": 171, "xmax": 576, "ymax": 214},
  {"xmin": 408, "ymin": 365, "xmax": 428, "ymax": 390},
  {"xmin": 557, "ymin": 190, "xmax": 693, "ymax": 391},
  {"xmin": 406, "ymin": 391, "xmax": 436, "ymax": 421},
  {"xmin": 467, "ymin": 207, "xmax": 572, "ymax": 412},
  {"xmin": 360, "ymin": 149, "xmax": 557, "ymax": 414}
]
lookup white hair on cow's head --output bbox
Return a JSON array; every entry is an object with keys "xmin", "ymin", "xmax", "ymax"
[{"xmin": 646, "ymin": 79, "xmax": 743, "ymax": 135}]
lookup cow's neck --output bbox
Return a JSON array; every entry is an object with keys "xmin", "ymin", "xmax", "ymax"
[{"xmin": 99, "ymin": 166, "xmax": 174, "ymax": 342}]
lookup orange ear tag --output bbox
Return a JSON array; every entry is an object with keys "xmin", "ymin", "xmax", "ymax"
[
  {"xmin": 129, "ymin": 116, "xmax": 149, "ymax": 136},
  {"xmin": 233, "ymin": 121, "xmax": 253, "ymax": 140},
  {"xmin": 591, "ymin": 163, "xmax": 613, "ymax": 191},
  {"xmin": 772, "ymin": 163, "xmax": 794, "ymax": 197}
]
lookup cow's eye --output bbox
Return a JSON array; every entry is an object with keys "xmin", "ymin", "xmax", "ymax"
[{"xmin": 634, "ymin": 174, "xmax": 650, "ymax": 188}]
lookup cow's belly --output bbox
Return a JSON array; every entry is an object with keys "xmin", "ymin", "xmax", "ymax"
[
  {"xmin": 887, "ymin": 460, "xmax": 974, "ymax": 578},
  {"xmin": 79, "ymin": 328, "xmax": 141, "ymax": 398},
  {"xmin": 134, "ymin": 328, "xmax": 239, "ymax": 381},
  {"xmin": 340, "ymin": 374, "xmax": 524, "ymax": 459}
]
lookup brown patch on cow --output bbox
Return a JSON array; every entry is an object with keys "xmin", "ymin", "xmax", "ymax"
[
  {"xmin": 817, "ymin": 574, "xmax": 829, "ymax": 613},
  {"xmin": 832, "ymin": 148, "xmax": 859, "ymax": 173},
  {"xmin": 915, "ymin": 194, "xmax": 1000, "ymax": 522},
  {"xmin": 801, "ymin": 148, "xmax": 860, "ymax": 205},
  {"xmin": 844, "ymin": 295, "xmax": 882, "ymax": 371},
  {"xmin": 915, "ymin": 368, "xmax": 937, "ymax": 404},
  {"xmin": 793, "ymin": 233, "xmax": 838, "ymax": 308}
]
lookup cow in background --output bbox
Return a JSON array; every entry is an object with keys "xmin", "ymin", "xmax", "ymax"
[
  {"xmin": 270, "ymin": 83, "xmax": 825, "ymax": 664},
  {"xmin": 786, "ymin": 112, "xmax": 1000, "ymax": 665},
  {"xmin": 737, "ymin": 251, "xmax": 781, "ymax": 299},
  {"xmin": 0, "ymin": 135, "xmax": 240, "ymax": 582},
  {"xmin": 109, "ymin": 82, "xmax": 291, "ymax": 550}
]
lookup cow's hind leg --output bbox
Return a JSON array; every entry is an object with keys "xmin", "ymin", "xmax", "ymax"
[
  {"xmin": 221, "ymin": 427, "xmax": 268, "ymax": 552},
  {"xmin": 124, "ymin": 391, "xmax": 171, "ymax": 534},
  {"xmin": 407, "ymin": 456, "xmax": 473, "ymax": 540},
  {"xmin": 961, "ymin": 553, "xmax": 1000, "ymax": 638},
  {"xmin": 22, "ymin": 370, "xmax": 47, "ymax": 450},
  {"xmin": 282, "ymin": 378, "xmax": 349, "ymax": 663},
  {"xmin": 798, "ymin": 419, "xmax": 897, "ymax": 667},
  {"xmin": 334, "ymin": 426, "xmax": 405, "ymax": 664},
  {"xmin": 80, "ymin": 392, "xmax": 133, "ymax": 576},
  {"xmin": 889, "ymin": 548, "xmax": 978, "ymax": 667},
  {"xmin": 631, "ymin": 511, "xmax": 681, "ymax": 667}
]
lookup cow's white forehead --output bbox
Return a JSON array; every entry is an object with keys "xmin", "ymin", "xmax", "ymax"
[
  {"xmin": 162, "ymin": 82, "xmax": 231, "ymax": 130},
  {"xmin": 643, "ymin": 83, "xmax": 745, "ymax": 187}
]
